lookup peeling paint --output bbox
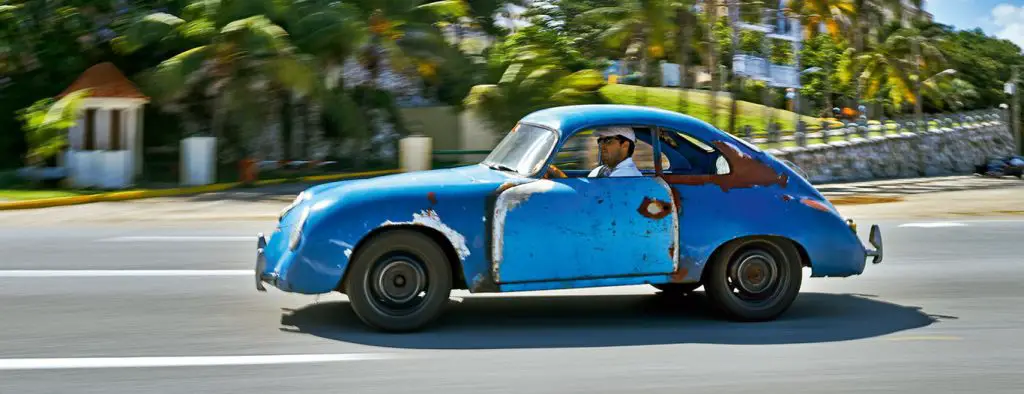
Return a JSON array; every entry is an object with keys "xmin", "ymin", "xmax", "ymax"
[
  {"xmin": 491, "ymin": 180, "xmax": 558, "ymax": 282},
  {"xmin": 427, "ymin": 192, "xmax": 438, "ymax": 205},
  {"xmin": 661, "ymin": 140, "xmax": 788, "ymax": 192},
  {"xmin": 382, "ymin": 209, "xmax": 471, "ymax": 261}
]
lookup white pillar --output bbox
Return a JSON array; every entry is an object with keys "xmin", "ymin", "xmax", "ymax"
[
  {"xmin": 94, "ymin": 108, "xmax": 111, "ymax": 150},
  {"xmin": 135, "ymin": 106, "xmax": 145, "ymax": 176},
  {"xmin": 399, "ymin": 135, "xmax": 432, "ymax": 172}
]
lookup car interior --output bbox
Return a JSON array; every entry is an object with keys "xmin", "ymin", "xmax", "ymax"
[{"xmin": 546, "ymin": 126, "xmax": 731, "ymax": 178}]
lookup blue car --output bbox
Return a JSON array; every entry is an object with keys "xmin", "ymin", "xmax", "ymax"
[{"xmin": 255, "ymin": 104, "xmax": 883, "ymax": 332}]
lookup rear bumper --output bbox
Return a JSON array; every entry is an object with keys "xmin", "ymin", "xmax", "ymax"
[
  {"xmin": 864, "ymin": 224, "xmax": 883, "ymax": 264},
  {"xmin": 848, "ymin": 220, "xmax": 883, "ymax": 265}
]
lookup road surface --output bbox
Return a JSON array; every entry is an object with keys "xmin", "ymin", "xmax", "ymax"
[{"xmin": 1, "ymin": 209, "xmax": 1023, "ymax": 392}]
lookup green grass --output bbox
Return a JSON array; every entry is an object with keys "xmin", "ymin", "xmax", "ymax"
[{"xmin": 599, "ymin": 84, "xmax": 827, "ymax": 133}]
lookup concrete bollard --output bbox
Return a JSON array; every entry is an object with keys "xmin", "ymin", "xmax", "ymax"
[
  {"xmin": 180, "ymin": 136, "xmax": 217, "ymax": 186},
  {"xmin": 399, "ymin": 135, "xmax": 432, "ymax": 172}
]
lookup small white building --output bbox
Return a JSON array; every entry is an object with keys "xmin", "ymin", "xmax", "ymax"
[{"xmin": 59, "ymin": 62, "xmax": 149, "ymax": 189}]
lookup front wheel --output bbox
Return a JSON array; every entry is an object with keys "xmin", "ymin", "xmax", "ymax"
[
  {"xmin": 703, "ymin": 238, "xmax": 802, "ymax": 322},
  {"xmin": 345, "ymin": 230, "xmax": 452, "ymax": 332}
]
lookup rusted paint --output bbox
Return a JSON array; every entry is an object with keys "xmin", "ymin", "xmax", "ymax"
[
  {"xmin": 781, "ymin": 194, "xmax": 793, "ymax": 202},
  {"xmin": 637, "ymin": 196, "xmax": 673, "ymax": 219},
  {"xmin": 427, "ymin": 192, "xmax": 437, "ymax": 205},
  {"xmin": 660, "ymin": 141, "xmax": 788, "ymax": 192},
  {"xmin": 495, "ymin": 181, "xmax": 519, "ymax": 195},
  {"xmin": 670, "ymin": 267, "xmax": 688, "ymax": 282},
  {"xmin": 668, "ymin": 244, "xmax": 676, "ymax": 259},
  {"xmin": 800, "ymin": 197, "xmax": 833, "ymax": 213},
  {"xmin": 669, "ymin": 187, "xmax": 682, "ymax": 213}
]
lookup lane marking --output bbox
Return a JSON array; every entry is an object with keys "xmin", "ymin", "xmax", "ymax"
[
  {"xmin": 0, "ymin": 270, "xmax": 251, "ymax": 277},
  {"xmin": 0, "ymin": 353, "xmax": 403, "ymax": 370},
  {"xmin": 97, "ymin": 236, "xmax": 253, "ymax": 243},
  {"xmin": 898, "ymin": 222, "xmax": 968, "ymax": 228},
  {"xmin": 885, "ymin": 335, "xmax": 963, "ymax": 342}
]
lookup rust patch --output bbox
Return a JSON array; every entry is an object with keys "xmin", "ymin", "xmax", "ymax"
[
  {"xmin": 427, "ymin": 192, "xmax": 437, "ymax": 205},
  {"xmin": 670, "ymin": 267, "xmax": 688, "ymax": 282},
  {"xmin": 668, "ymin": 244, "xmax": 676, "ymax": 259},
  {"xmin": 637, "ymin": 197, "xmax": 672, "ymax": 219},
  {"xmin": 494, "ymin": 181, "xmax": 518, "ymax": 195},
  {"xmin": 781, "ymin": 194, "xmax": 793, "ymax": 202},
  {"xmin": 669, "ymin": 188, "xmax": 682, "ymax": 213},
  {"xmin": 800, "ymin": 197, "xmax": 833, "ymax": 212},
  {"xmin": 660, "ymin": 141, "xmax": 788, "ymax": 192}
]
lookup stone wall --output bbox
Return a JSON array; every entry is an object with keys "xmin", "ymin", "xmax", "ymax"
[{"xmin": 765, "ymin": 114, "xmax": 1019, "ymax": 184}]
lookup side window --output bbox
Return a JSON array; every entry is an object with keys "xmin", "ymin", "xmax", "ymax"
[
  {"xmin": 659, "ymin": 128, "xmax": 731, "ymax": 175},
  {"xmin": 552, "ymin": 127, "xmax": 668, "ymax": 175}
]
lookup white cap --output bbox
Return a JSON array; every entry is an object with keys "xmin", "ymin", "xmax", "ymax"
[{"xmin": 594, "ymin": 126, "xmax": 635, "ymax": 142}]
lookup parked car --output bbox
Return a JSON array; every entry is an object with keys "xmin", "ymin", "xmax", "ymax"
[{"xmin": 254, "ymin": 104, "xmax": 883, "ymax": 332}]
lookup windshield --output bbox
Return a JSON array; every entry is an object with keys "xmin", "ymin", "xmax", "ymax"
[{"xmin": 481, "ymin": 123, "xmax": 559, "ymax": 176}]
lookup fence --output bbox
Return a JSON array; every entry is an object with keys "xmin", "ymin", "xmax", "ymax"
[
  {"xmin": 737, "ymin": 109, "xmax": 1015, "ymax": 149},
  {"xmin": 427, "ymin": 107, "xmax": 1020, "ymax": 184}
]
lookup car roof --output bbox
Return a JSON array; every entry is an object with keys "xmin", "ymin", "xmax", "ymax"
[{"xmin": 518, "ymin": 104, "xmax": 724, "ymax": 140}]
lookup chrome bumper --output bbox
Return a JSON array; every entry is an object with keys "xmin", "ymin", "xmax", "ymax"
[
  {"xmin": 255, "ymin": 233, "xmax": 271, "ymax": 291},
  {"xmin": 864, "ymin": 224, "xmax": 883, "ymax": 265}
]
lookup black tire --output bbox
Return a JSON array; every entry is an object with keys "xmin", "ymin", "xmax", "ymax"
[
  {"xmin": 652, "ymin": 283, "xmax": 701, "ymax": 295},
  {"xmin": 345, "ymin": 230, "xmax": 452, "ymax": 332},
  {"xmin": 703, "ymin": 238, "xmax": 802, "ymax": 322}
]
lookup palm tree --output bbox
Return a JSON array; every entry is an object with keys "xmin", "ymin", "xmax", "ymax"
[
  {"xmin": 575, "ymin": 0, "xmax": 675, "ymax": 106},
  {"xmin": 114, "ymin": 0, "xmax": 318, "ymax": 160},
  {"xmin": 853, "ymin": 23, "xmax": 947, "ymax": 121}
]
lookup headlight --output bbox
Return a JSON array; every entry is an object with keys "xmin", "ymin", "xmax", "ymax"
[
  {"xmin": 289, "ymin": 207, "xmax": 309, "ymax": 250},
  {"xmin": 279, "ymin": 191, "xmax": 311, "ymax": 221}
]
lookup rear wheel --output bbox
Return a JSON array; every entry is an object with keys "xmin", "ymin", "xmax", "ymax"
[
  {"xmin": 704, "ymin": 238, "xmax": 802, "ymax": 321},
  {"xmin": 345, "ymin": 230, "xmax": 452, "ymax": 332}
]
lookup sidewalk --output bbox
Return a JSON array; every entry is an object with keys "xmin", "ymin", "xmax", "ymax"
[{"xmin": 815, "ymin": 175, "xmax": 1023, "ymax": 198}]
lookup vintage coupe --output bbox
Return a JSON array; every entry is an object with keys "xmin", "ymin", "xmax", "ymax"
[{"xmin": 255, "ymin": 104, "xmax": 883, "ymax": 332}]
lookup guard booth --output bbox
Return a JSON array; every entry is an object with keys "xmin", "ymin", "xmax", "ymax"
[{"xmin": 58, "ymin": 62, "xmax": 149, "ymax": 189}]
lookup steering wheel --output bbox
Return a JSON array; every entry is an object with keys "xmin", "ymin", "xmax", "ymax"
[{"xmin": 543, "ymin": 164, "xmax": 567, "ymax": 179}]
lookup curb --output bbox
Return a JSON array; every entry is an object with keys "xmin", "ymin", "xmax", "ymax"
[
  {"xmin": 827, "ymin": 195, "xmax": 905, "ymax": 205},
  {"xmin": 0, "ymin": 168, "xmax": 403, "ymax": 211}
]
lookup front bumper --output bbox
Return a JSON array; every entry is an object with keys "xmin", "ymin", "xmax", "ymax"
[{"xmin": 254, "ymin": 233, "xmax": 279, "ymax": 291}]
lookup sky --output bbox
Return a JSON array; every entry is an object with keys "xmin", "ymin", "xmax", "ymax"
[{"xmin": 927, "ymin": 0, "xmax": 1024, "ymax": 49}]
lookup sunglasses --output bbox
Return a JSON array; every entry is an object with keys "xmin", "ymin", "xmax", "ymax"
[{"xmin": 597, "ymin": 136, "xmax": 624, "ymax": 145}]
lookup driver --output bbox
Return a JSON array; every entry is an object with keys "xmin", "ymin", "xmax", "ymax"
[{"xmin": 588, "ymin": 126, "xmax": 642, "ymax": 178}]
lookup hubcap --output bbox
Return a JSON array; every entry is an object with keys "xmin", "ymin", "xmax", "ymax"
[
  {"xmin": 374, "ymin": 258, "xmax": 426, "ymax": 304},
  {"xmin": 729, "ymin": 249, "xmax": 781, "ymax": 300}
]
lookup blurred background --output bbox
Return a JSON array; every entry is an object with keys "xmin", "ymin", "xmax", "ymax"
[{"xmin": 0, "ymin": 0, "xmax": 1021, "ymax": 198}]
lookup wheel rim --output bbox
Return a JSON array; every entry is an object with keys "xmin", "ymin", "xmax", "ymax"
[
  {"xmin": 725, "ymin": 245, "xmax": 789, "ymax": 307},
  {"xmin": 366, "ymin": 253, "xmax": 429, "ymax": 316}
]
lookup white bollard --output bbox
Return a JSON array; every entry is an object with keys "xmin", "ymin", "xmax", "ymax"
[
  {"xmin": 399, "ymin": 135, "xmax": 432, "ymax": 172},
  {"xmin": 180, "ymin": 136, "xmax": 218, "ymax": 185}
]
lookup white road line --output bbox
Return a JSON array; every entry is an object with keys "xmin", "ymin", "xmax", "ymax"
[
  {"xmin": 0, "ymin": 353, "xmax": 403, "ymax": 370},
  {"xmin": 0, "ymin": 270, "xmax": 251, "ymax": 277},
  {"xmin": 898, "ymin": 222, "xmax": 968, "ymax": 228},
  {"xmin": 97, "ymin": 236, "xmax": 253, "ymax": 242}
]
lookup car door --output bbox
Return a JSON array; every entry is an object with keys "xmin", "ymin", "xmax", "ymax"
[{"xmin": 491, "ymin": 176, "xmax": 679, "ymax": 284}]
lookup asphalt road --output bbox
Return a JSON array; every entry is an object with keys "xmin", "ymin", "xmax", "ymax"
[{"xmin": 1, "ymin": 216, "xmax": 1023, "ymax": 393}]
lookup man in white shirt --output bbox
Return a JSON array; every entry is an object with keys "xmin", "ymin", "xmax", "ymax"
[{"xmin": 588, "ymin": 126, "xmax": 643, "ymax": 177}]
